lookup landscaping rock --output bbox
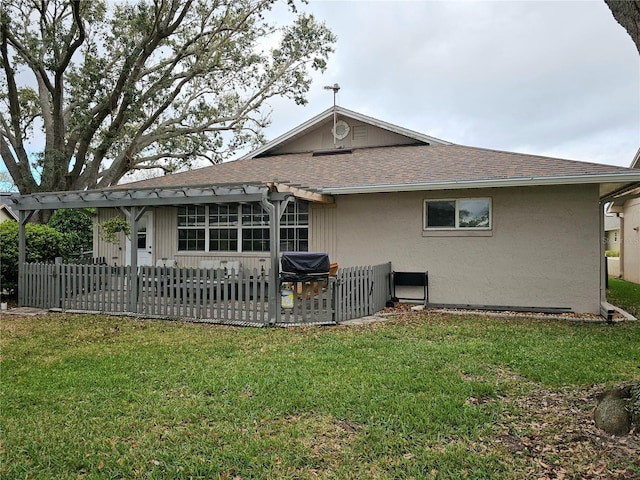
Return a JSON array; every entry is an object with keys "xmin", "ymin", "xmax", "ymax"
[{"xmin": 594, "ymin": 387, "xmax": 632, "ymax": 436}]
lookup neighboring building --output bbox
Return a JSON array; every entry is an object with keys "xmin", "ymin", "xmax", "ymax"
[
  {"xmin": 11, "ymin": 107, "xmax": 640, "ymax": 313},
  {"xmin": 604, "ymin": 213, "xmax": 621, "ymax": 278},
  {"xmin": 607, "ymin": 148, "xmax": 640, "ymax": 284},
  {"xmin": 0, "ymin": 192, "xmax": 18, "ymax": 223},
  {"xmin": 604, "ymin": 214, "xmax": 621, "ymax": 252}
]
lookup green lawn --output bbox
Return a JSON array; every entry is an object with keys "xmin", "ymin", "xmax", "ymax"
[
  {"xmin": 1, "ymin": 312, "xmax": 639, "ymax": 479},
  {"xmin": 608, "ymin": 276, "xmax": 640, "ymax": 318}
]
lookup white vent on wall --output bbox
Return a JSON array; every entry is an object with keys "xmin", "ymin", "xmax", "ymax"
[{"xmin": 352, "ymin": 125, "xmax": 368, "ymax": 139}]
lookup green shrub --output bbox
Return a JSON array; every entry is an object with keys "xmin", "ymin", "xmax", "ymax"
[
  {"xmin": 0, "ymin": 221, "xmax": 65, "ymax": 295},
  {"xmin": 47, "ymin": 209, "xmax": 94, "ymax": 261},
  {"xmin": 98, "ymin": 216, "xmax": 130, "ymax": 244}
]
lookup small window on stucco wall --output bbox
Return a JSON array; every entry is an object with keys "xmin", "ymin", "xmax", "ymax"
[{"xmin": 424, "ymin": 198, "xmax": 492, "ymax": 230}]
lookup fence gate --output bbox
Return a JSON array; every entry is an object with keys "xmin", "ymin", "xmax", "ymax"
[{"xmin": 333, "ymin": 262, "xmax": 391, "ymax": 322}]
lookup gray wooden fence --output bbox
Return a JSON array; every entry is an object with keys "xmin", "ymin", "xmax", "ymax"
[
  {"xmin": 20, "ymin": 261, "xmax": 391, "ymax": 325},
  {"xmin": 334, "ymin": 262, "xmax": 391, "ymax": 321}
]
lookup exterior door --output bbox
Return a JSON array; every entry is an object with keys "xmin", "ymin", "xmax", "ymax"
[{"xmin": 125, "ymin": 211, "xmax": 154, "ymax": 266}]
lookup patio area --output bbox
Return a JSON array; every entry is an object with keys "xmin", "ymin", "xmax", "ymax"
[{"xmin": 20, "ymin": 261, "xmax": 391, "ymax": 326}]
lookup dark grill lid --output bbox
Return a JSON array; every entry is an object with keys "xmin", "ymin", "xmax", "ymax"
[{"xmin": 281, "ymin": 252, "xmax": 330, "ymax": 282}]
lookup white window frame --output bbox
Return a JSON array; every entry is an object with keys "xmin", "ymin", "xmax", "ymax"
[
  {"xmin": 423, "ymin": 198, "xmax": 492, "ymax": 231},
  {"xmin": 209, "ymin": 203, "xmax": 239, "ymax": 252},
  {"xmin": 280, "ymin": 201, "xmax": 309, "ymax": 252},
  {"xmin": 177, "ymin": 201, "xmax": 309, "ymax": 253},
  {"xmin": 177, "ymin": 205, "xmax": 207, "ymax": 251}
]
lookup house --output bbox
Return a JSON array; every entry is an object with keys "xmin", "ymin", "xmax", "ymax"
[
  {"xmin": 10, "ymin": 107, "xmax": 640, "ymax": 315},
  {"xmin": 0, "ymin": 192, "xmax": 18, "ymax": 223},
  {"xmin": 607, "ymin": 148, "xmax": 640, "ymax": 284},
  {"xmin": 88, "ymin": 107, "xmax": 639, "ymax": 314}
]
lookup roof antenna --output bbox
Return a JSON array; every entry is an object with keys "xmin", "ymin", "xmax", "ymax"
[{"xmin": 324, "ymin": 83, "xmax": 340, "ymax": 145}]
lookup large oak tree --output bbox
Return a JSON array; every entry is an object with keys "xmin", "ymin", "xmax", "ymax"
[{"xmin": 0, "ymin": 0, "xmax": 335, "ymax": 196}]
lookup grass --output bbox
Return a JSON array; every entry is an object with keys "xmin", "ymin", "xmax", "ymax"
[
  {"xmin": 1, "ymin": 312, "xmax": 639, "ymax": 479},
  {"xmin": 607, "ymin": 276, "xmax": 640, "ymax": 318}
]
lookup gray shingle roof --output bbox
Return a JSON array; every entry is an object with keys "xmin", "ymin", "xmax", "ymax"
[{"xmin": 121, "ymin": 143, "xmax": 639, "ymax": 194}]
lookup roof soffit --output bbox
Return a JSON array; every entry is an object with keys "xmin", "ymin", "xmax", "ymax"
[
  {"xmin": 319, "ymin": 174, "xmax": 640, "ymax": 199},
  {"xmin": 606, "ymin": 184, "xmax": 640, "ymax": 208}
]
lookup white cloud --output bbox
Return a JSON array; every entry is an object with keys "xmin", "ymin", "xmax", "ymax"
[{"xmin": 264, "ymin": 0, "xmax": 640, "ymax": 167}]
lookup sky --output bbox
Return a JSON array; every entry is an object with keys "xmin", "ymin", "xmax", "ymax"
[
  {"xmin": 2, "ymin": 0, "xmax": 639, "ymax": 192},
  {"xmin": 262, "ymin": 0, "xmax": 640, "ymax": 167}
]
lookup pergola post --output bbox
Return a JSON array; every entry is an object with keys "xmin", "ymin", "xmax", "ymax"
[
  {"xmin": 17, "ymin": 209, "xmax": 36, "ymax": 306},
  {"xmin": 124, "ymin": 206, "xmax": 139, "ymax": 312},
  {"xmin": 262, "ymin": 192, "xmax": 283, "ymax": 325}
]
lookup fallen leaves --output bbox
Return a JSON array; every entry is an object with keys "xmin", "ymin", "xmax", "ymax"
[{"xmin": 492, "ymin": 384, "xmax": 640, "ymax": 479}]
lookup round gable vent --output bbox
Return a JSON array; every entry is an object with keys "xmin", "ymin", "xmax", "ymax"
[{"xmin": 332, "ymin": 120, "xmax": 350, "ymax": 140}]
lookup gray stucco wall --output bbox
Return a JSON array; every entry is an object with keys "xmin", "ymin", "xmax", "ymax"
[
  {"xmin": 333, "ymin": 184, "xmax": 601, "ymax": 313},
  {"xmin": 93, "ymin": 183, "xmax": 603, "ymax": 312}
]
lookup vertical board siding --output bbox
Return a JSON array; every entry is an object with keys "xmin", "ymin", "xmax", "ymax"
[
  {"xmin": 19, "ymin": 262, "xmax": 392, "ymax": 325},
  {"xmin": 310, "ymin": 204, "xmax": 338, "ymax": 261},
  {"xmin": 154, "ymin": 207, "xmax": 177, "ymax": 265},
  {"xmin": 94, "ymin": 209, "xmax": 126, "ymax": 265}
]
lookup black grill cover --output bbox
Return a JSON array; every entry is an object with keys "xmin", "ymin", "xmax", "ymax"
[{"xmin": 280, "ymin": 252, "xmax": 330, "ymax": 282}]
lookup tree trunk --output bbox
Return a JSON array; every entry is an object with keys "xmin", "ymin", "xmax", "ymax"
[{"xmin": 605, "ymin": 0, "xmax": 640, "ymax": 54}]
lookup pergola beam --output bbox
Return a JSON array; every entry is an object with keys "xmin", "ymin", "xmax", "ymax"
[
  {"xmin": 9, "ymin": 184, "xmax": 288, "ymax": 211},
  {"xmin": 270, "ymin": 182, "xmax": 334, "ymax": 204}
]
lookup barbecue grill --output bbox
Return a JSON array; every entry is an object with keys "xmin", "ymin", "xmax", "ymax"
[{"xmin": 280, "ymin": 252, "xmax": 330, "ymax": 283}]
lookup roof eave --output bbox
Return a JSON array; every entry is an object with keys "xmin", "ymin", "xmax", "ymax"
[
  {"xmin": 606, "ymin": 184, "xmax": 640, "ymax": 208},
  {"xmin": 0, "ymin": 204, "xmax": 18, "ymax": 220},
  {"xmin": 320, "ymin": 173, "xmax": 640, "ymax": 197},
  {"xmin": 631, "ymin": 148, "xmax": 640, "ymax": 169}
]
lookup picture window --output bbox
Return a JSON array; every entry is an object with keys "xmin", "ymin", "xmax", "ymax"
[{"xmin": 177, "ymin": 201, "xmax": 309, "ymax": 252}]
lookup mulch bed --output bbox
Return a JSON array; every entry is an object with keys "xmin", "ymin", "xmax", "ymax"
[{"xmin": 491, "ymin": 384, "xmax": 639, "ymax": 479}]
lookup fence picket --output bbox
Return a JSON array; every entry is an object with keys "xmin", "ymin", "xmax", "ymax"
[
  {"xmin": 30, "ymin": 263, "xmax": 37, "ymax": 308},
  {"xmin": 231, "ymin": 269, "xmax": 238, "ymax": 320},
  {"xmin": 24, "ymin": 263, "xmax": 31, "ymax": 306},
  {"xmin": 111, "ymin": 265, "xmax": 117, "ymax": 312}
]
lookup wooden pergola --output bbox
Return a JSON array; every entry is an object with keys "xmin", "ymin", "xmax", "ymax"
[{"xmin": 9, "ymin": 183, "xmax": 295, "ymax": 323}]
